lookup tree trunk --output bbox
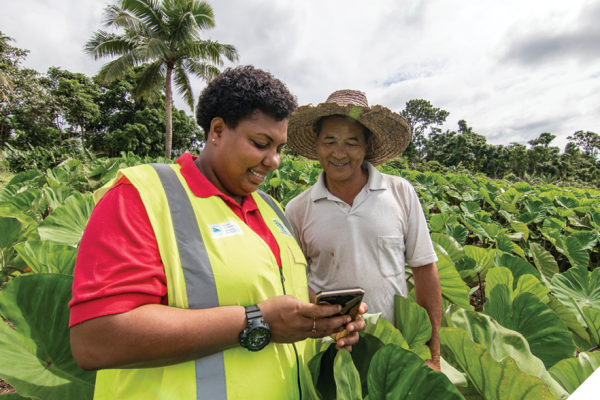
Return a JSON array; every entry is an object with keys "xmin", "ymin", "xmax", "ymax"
[
  {"xmin": 165, "ymin": 63, "xmax": 174, "ymax": 159},
  {"xmin": 80, "ymin": 120, "xmax": 85, "ymax": 149}
]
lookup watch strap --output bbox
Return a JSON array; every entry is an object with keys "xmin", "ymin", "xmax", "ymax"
[{"xmin": 245, "ymin": 305, "xmax": 262, "ymax": 321}]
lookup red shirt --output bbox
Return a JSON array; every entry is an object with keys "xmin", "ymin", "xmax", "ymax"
[{"xmin": 69, "ymin": 153, "xmax": 282, "ymax": 327}]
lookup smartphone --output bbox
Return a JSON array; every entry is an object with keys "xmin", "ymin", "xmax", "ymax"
[{"xmin": 314, "ymin": 287, "xmax": 365, "ymax": 320}]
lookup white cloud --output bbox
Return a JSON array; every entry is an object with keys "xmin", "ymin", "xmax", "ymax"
[{"xmin": 1, "ymin": 0, "xmax": 598, "ymax": 152}]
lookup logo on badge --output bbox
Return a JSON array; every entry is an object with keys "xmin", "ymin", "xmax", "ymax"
[
  {"xmin": 272, "ymin": 218, "xmax": 292, "ymax": 237},
  {"xmin": 209, "ymin": 221, "xmax": 244, "ymax": 239}
]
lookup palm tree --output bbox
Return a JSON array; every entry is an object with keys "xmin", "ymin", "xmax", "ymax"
[{"xmin": 85, "ymin": 0, "xmax": 239, "ymax": 158}]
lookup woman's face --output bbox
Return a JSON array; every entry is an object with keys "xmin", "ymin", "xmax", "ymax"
[{"xmin": 212, "ymin": 111, "xmax": 287, "ymax": 202}]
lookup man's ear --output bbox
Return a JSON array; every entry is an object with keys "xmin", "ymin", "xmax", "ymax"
[{"xmin": 312, "ymin": 131, "xmax": 318, "ymax": 146}]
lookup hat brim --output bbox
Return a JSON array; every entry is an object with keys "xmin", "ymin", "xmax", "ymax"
[{"xmin": 286, "ymin": 103, "xmax": 412, "ymax": 166}]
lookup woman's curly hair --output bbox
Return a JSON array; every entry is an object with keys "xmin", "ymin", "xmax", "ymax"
[{"xmin": 195, "ymin": 65, "xmax": 298, "ymax": 134}]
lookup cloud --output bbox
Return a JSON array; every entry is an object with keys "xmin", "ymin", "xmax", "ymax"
[
  {"xmin": 501, "ymin": 2, "xmax": 600, "ymax": 66},
  {"xmin": 2, "ymin": 0, "xmax": 599, "ymax": 154}
]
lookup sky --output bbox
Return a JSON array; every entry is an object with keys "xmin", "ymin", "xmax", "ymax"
[{"xmin": 1, "ymin": 0, "xmax": 599, "ymax": 152}]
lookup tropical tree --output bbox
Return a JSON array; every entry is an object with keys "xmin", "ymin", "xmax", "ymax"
[
  {"xmin": 85, "ymin": 0, "xmax": 239, "ymax": 158},
  {"xmin": 0, "ymin": 31, "xmax": 15, "ymax": 102},
  {"xmin": 400, "ymin": 99, "xmax": 449, "ymax": 162}
]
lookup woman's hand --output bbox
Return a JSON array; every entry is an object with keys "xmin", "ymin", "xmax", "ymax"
[{"xmin": 258, "ymin": 295, "xmax": 352, "ymax": 343}]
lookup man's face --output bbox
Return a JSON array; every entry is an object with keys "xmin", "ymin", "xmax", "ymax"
[{"xmin": 314, "ymin": 116, "xmax": 369, "ymax": 186}]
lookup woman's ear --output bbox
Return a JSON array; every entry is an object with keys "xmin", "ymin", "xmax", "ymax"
[{"xmin": 209, "ymin": 117, "xmax": 226, "ymax": 142}]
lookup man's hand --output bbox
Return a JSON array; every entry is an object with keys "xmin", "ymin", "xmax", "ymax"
[{"xmin": 332, "ymin": 302, "xmax": 368, "ymax": 351}]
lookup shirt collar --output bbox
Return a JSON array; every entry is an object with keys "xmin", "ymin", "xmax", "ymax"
[
  {"xmin": 310, "ymin": 161, "xmax": 387, "ymax": 202},
  {"xmin": 176, "ymin": 153, "xmax": 257, "ymax": 212}
]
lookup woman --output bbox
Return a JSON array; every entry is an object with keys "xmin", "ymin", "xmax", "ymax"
[{"xmin": 69, "ymin": 66, "xmax": 366, "ymax": 400}]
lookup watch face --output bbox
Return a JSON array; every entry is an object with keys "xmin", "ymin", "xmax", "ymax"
[{"xmin": 248, "ymin": 327, "xmax": 271, "ymax": 350}]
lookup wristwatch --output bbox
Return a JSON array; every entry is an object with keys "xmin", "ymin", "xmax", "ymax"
[{"xmin": 239, "ymin": 305, "xmax": 271, "ymax": 351}]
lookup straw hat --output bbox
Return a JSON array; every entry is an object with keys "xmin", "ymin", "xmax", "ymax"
[{"xmin": 287, "ymin": 90, "xmax": 412, "ymax": 166}]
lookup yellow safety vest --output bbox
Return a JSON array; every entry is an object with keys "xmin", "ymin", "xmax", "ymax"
[{"xmin": 92, "ymin": 163, "xmax": 315, "ymax": 400}]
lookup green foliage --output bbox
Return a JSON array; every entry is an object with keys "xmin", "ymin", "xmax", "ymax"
[
  {"xmin": 0, "ymin": 148, "xmax": 599, "ymax": 398},
  {"xmin": 0, "ymin": 275, "xmax": 95, "ymax": 399}
]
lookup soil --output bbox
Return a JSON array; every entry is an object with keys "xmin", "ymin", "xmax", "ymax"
[{"xmin": 0, "ymin": 379, "xmax": 16, "ymax": 395}]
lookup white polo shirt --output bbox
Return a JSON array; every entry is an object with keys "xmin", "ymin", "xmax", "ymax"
[{"xmin": 285, "ymin": 162, "xmax": 438, "ymax": 323}]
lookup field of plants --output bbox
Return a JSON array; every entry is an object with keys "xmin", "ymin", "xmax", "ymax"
[{"xmin": 0, "ymin": 153, "xmax": 599, "ymax": 399}]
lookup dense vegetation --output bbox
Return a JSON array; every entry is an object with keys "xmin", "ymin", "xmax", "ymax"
[
  {"xmin": 0, "ymin": 154, "xmax": 598, "ymax": 399},
  {"xmin": 2, "ymin": 31, "xmax": 599, "ymax": 187}
]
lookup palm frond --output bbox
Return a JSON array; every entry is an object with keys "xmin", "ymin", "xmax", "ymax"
[
  {"xmin": 181, "ymin": 40, "xmax": 239, "ymax": 65},
  {"xmin": 138, "ymin": 37, "xmax": 171, "ymax": 61},
  {"xmin": 190, "ymin": 1, "xmax": 217, "ymax": 31},
  {"xmin": 131, "ymin": 59, "xmax": 165, "ymax": 101},
  {"xmin": 182, "ymin": 59, "xmax": 220, "ymax": 81},
  {"xmin": 84, "ymin": 31, "xmax": 137, "ymax": 59},
  {"xmin": 97, "ymin": 51, "xmax": 141, "ymax": 83},
  {"xmin": 164, "ymin": 0, "xmax": 215, "ymax": 48},
  {"xmin": 122, "ymin": 0, "xmax": 166, "ymax": 37},
  {"xmin": 173, "ymin": 60, "xmax": 194, "ymax": 110}
]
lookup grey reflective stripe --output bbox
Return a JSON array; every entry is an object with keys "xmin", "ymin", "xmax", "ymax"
[
  {"xmin": 257, "ymin": 190, "xmax": 296, "ymax": 240},
  {"xmin": 149, "ymin": 164, "xmax": 227, "ymax": 400}
]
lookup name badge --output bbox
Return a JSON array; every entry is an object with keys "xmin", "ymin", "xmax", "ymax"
[
  {"xmin": 272, "ymin": 218, "xmax": 292, "ymax": 238},
  {"xmin": 209, "ymin": 221, "xmax": 244, "ymax": 238}
]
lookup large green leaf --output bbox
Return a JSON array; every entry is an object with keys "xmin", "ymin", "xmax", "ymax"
[
  {"xmin": 393, "ymin": 295, "xmax": 431, "ymax": 348},
  {"xmin": 333, "ymin": 349, "xmax": 362, "ymax": 400},
  {"xmin": 569, "ymin": 230, "xmax": 599, "ymax": 251},
  {"xmin": 550, "ymin": 266, "xmax": 600, "ymax": 325},
  {"xmin": 0, "ymin": 189, "xmax": 47, "ymax": 221},
  {"xmin": 484, "ymin": 267, "xmax": 513, "ymax": 300},
  {"xmin": 513, "ymin": 274, "xmax": 549, "ymax": 303},
  {"xmin": 12, "ymin": 240, "xmax": 78, "ymax": 275},
  {"xmin": 582, "ymin": 307, "xmax": 600, "ymax": 346},
  {"xmin": 439, "ymin": 327, "xmax": 560, "ymax": 400},
  {"xmin": 367, "ymin": 344, "xmax": 464, "ymax": 400},
  {"xmin": 0, "ymin": 216, "xmax": 23, "ymax": 250},
  {"xmin": 564, "ymin": 236, "xmax": 589, "ymax": 269},
  {"xmin": 0, "ymin": 274, "xmax": 95, "ymax": 399},
  {"xmin": 430, "ymin": 213, "xmax": 451, "ymax": 232},
  {"xmin": 510, "ymin": 221, "xmax": 529, "ymax": 241},
  {"xmin": 42, "ymin": 187, "xmax": 79, "ymax": 213},
  {"xmin": 432, "ymin": 246, "xmax": 473, "ymax": 310},
  {"xmin": 464, "ymin": 246, "xmax": 495, "ymax": 277},
  {"xmin": 446, "ymin": 223, "xmax": 469, "ymax": 245},
  {"xmin": 446, "ymin": 307, "xmax": 568, "ymax": 399},
  {"xmin": 547, "ymin": 296, "xmax": 591, "ymax": 347},
  {"xmin": 8, "ymin": 170, "xmax": 43, "ymax": 186},
  {"xmin": 548, "ymin": 352, "xmax": 600, "ymax": 395},
  {"xmin": 37, "ymin": 193, "xmax": 95, "ymax": 246},
  {"xmin": 496, "ymin": 253, "xmax": 541, "ymax": 286},
  {"xmin": 529, "ymin": 242, "xmax": 559, "ymax": 287},
  {"xmin": 483, "ymin": 285, "xmax": 575, "ymax": 369},
  {"xmin": 431, "ymin": 233, "xmax": 464, "ymax": 263}
]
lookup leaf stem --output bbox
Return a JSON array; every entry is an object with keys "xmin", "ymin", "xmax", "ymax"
[
  {"xmin": 3, "ymin": 266, "xmax": 25, "ymax": 274},
  {"xmin": 406, "ymin": 273, "xmax": 413, "ymax": 282},
  {"xmin": 588, "ymin": 346, "xmax": 599, "ymax": 352},
  {"xmin": 477, "ymin": 272, "xmax": 485, "ymax": 304}
]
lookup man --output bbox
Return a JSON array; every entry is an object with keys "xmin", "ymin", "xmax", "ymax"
[{"xmin": 285, "ymin": 90, "xmax": 441, "ymax": 370}]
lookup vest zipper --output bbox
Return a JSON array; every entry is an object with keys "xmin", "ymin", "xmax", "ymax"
[{"xmin": 278, "ymin": 267, "xmax": 302, "ymax": 400}]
